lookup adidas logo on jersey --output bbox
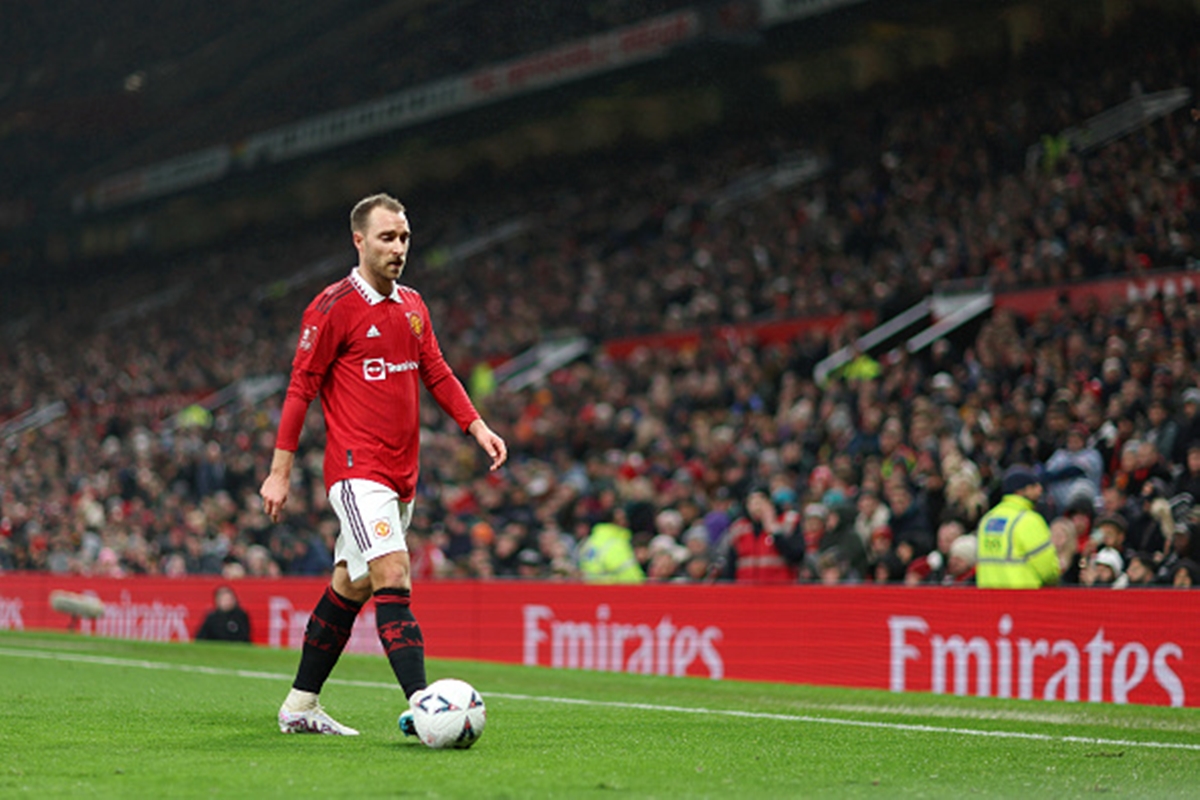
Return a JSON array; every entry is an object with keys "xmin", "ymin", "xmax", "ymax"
[{"xmin": 366, "ymin": 325, "xmax": 381, "ymax": 338}]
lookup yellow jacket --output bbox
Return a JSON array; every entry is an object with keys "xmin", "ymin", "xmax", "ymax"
[
  {"xmin": 975, "ymin": 494, "xmax": 1060, "ymax": 589},
  {"xmin": 579, "ymin": 523, "xmax": 645, "ymax": 584}
]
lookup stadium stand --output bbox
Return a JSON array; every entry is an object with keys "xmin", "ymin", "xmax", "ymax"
[{"xmin": 2, "ymin": 2, "xmax": 1200, "ymax": 590}]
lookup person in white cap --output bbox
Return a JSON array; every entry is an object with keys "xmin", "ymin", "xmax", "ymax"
[{"xmin": 1084, "ymin": 547, "xmax": 1124, "ymax": 587}]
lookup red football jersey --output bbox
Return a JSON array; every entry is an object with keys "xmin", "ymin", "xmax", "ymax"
[{"xmin": 275, "ymin": 269, "xmax": 479, "ymax": 500}]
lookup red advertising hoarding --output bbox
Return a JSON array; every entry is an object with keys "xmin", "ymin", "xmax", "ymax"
[{"xmin": 2, "ymin": 574, "xmax": 1195, "ymax": 708}]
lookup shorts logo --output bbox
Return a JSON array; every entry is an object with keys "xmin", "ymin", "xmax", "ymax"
[
  {"xmin": 373, "ymin": 520, "xmax": 393, "ymax": 538},
  {"xmin": 298, "ymin": 324, "xmax": 319, "ymax": 352},
  {"xmin": 407, "ymin": 313, "xmax": 424, "ymax": 338}
]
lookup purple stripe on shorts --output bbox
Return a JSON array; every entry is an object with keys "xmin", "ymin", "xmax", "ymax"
[{"xmin": 341, "ymin": 481, "xmax": 371, "ymax": 552}]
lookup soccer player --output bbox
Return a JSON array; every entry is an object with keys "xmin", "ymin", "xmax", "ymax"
[{"xmin": 262, "ymin": 193, "xmax": 507, "ymax": 735}]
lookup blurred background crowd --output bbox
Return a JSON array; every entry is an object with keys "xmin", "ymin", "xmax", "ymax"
[{"xmin": 4, "ymin": 1, "xmax": 1200, "ymax": 589}]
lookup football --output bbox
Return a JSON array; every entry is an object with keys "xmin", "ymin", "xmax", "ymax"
[{"xmin": 409, "ymin": 678, "xmax": 486, "ymax": 749}]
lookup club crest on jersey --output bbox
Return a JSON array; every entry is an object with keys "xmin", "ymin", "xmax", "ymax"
[
  {"xmin": 407, "ymin": 312, "xmax": 424, "ymax": 338},
  {"xmin": 298, "ymin": 324, "xmax": 319, "ymax": 352},
  {"xmin": 373, "ymin": 520, "xmax": 392, "ymax": 538}
]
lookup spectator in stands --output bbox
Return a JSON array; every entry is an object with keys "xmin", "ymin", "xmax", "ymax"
[
  {"xmin": 1154, "ymin": 522, "xmax": 1197, "ymax": 585},
  {"xmin": 1170, "ymin": 559, "xmax": 1200, "ymax": 588},
  {"xmin": 1172, "ymin": 391, "xmax": 1200, "ymax": 463},
  {"xmin": 1062, "ymin": 495, "xmax": 1095, "ymax": 555},
  {"xmin": 944, "ymin": 535, "xmax": 977, "ymax": 586},
  {"xmin": 812, "ymin": 499, "xmax": 867, "ymax": 582},
  {"xmin": 1122, "ymin": 551, "xmax": 1158, "ymax": 588},
  {"xmin": 1171, "ymin": 440, "xmax": 1200, "ymax": 501},
  {"xmin": 1125, "ymin": 479, "xmax": 1174, "ymax": 557},
  {"xmin": 905, "ymin": 519, "xmax": 966, "ymax": 586},
  {"xmin": 515, "ymin": 548, "xmax": 546, "ymax": 580},
  {"xmin": 194, "ymin": 585, "xmax": 251, "ymax": 643},
  {"xmin": 1144, "ymin": 399, "xmax": 1179, "ymax": 470},
  {"xmin": 938, "ymin": 451, "xmax": 988, "ymax": 532},
  {"xmin": 1092, "ymin": 514, "xmax": 1130, "ymax": 565},
  {"xmin": 1050, "ymin": 516, "xmax": 1086, "ymax": 585},
  {"xmin": 1044, "ymin": 424, "xmax": 1104, "ymax": 517},
  {"xmin": 1081, "ymin": 547, "xmax": 1125, "ymax": 588},
  {"xmin": 852, "ymin": 488, "xmax": 890, "ymax": 549},
  {"xmin": 722, "ymin": 488, "xmax": 802, "ymax": 584},
  {"xmin": 884, "ymin": 481, "xmax": 933, "ymax": 565},
  {"xmin": 645, "ymin": 535, "xmax": 687, "ymax": 581}
]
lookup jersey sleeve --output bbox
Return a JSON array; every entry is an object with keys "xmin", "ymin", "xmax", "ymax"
[
  {"xmin": 291, "ymin": 297, "xmax": 342, "ymax": 376},
  {"xmin": 274, "ymin": 296, "xmax": 342, "ymax": 451}
]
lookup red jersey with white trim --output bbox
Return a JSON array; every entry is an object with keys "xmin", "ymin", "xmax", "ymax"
[{"xmin": 274, "ymin": 269, "xmax": 479, "ymax": 501}]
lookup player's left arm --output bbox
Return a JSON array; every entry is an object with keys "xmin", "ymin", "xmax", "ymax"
[
  {"xmin": 468, "ymin": 417, "xmax": 507, "ymax": 471},
  {"xmin": 416, "ymin": 301, "xmax": 507, "ymax": 471}
]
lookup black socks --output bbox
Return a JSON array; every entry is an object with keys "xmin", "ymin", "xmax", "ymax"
[
  {"xmin": 293, "ymin": 586, "xmax": 363, "ymax": 693},
  {"xmin": 374, "ymin": 587, "xmax": 427, "ymax": 699}
]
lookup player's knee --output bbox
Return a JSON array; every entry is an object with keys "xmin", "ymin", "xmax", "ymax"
[
  {"xmin": 368, "ymin": 558, "xmax": 411, "ymax": 592},
  {"xmin": 368, "ymin": 551, "xmax": 411, "ymax": 589},
  {"xmin": 332, "ymin": 569, "xmax": 372, "ymax": 605},
  {"xmin": 371, "ymin": 571, "xmax": 411, "ymax": 593}
]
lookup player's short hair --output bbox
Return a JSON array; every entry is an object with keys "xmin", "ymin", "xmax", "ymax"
[{"xmin": 350, "ymin": 193, "xmax": 406, "ymax": 233}]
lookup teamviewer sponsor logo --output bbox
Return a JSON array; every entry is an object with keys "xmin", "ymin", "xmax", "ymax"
[
  {"xmin": 363, "ymin": 358, "xmax": 387, "ymax": 381},
  {"xmin": 363, "ymin": 358, "xmax": 418, "ymax": 381}
]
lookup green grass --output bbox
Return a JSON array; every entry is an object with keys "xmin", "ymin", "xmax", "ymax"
[{"xmin": 1, "ymin": 631, "xmax": 1198, "ymax": 798}]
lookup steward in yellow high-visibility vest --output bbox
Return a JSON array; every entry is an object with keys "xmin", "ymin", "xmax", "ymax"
[
  {"xmin": 976, "ymin": 465, "xmax": 1061, "ymax": 589},
  {"xmin": 579, "ymin": 522, "xmax": 645, "ymax": 584}
]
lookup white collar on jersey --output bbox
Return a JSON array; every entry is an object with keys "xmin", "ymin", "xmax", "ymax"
[{"xmin": 349, "ymin": 267, "xmax": 402, "ymax": 305}]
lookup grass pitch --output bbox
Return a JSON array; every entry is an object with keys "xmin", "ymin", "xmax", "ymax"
[{"xmin": 1, "ymin": 631, "xmax": 1198, "ymax": 798}]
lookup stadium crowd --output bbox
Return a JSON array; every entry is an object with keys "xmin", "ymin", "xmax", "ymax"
[{"xmin": 3, "ymin": 9, "xmax": 1200, "ymax": 589}]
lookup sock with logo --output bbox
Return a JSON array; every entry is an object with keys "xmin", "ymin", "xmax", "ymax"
[
  {"xmin": 292, "ymin": 586, "xmax": 364, "ymax": 694},
  {"xmin": 374, "ymin": 587, "xmax": 427, "ymax": 699}
]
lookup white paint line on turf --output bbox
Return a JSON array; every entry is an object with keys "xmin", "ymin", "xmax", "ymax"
[{"xmin": 2, "ymin": 645, "xmax": 1198, "ymax": 753}]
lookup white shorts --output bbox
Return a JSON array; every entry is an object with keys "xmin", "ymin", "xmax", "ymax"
[{"xmin": 327, "ymin": 478, "xmax": 412, "ymax": 582}]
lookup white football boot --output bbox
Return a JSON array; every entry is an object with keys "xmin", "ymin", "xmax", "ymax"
[{"xmin": 278, "ymin": 701, "xmax": 359, "ymax": 735}]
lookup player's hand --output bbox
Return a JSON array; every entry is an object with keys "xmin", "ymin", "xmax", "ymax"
[
  {"xmin": 260, "ymin": 472, "xmax": 290, "ymax": 523},
  {"xmin": 469, "ymin": 419, "xmax": 508, "ymax": 471}
]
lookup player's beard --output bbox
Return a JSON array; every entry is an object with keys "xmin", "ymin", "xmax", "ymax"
[{"xmin": 367, "ymin": 252, "xmax": 405, "ymax": 284}]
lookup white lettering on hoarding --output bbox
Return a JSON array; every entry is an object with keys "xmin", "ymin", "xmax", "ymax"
[
  {"xmin": 0, "ymin": 596, "xmax": 24, "ymax": 630},
  {"xmin": 888, "ymin": 614, "xmax": 1185, "ymax": 707},
  {"xmin": 267, "ymin": 595, "xmax": 381, "ymax": 654},
  {"xmin": 78, "ymin": 591, "xmax": 189, "ymax": 642},
  {"xmin": 888, "ymin": 615, "xmax": 926, "ymax": 691},
  {"xmin": 268, "ymin": 596, "xmax": 307, "ymax": 648},
  {"xmin": 522, "ymin": 603, "xmax": 724, "ymax": 679}
]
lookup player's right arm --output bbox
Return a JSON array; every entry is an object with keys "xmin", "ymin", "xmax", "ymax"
[
  {"xmin": 261, "ymin": 448, "xmax": 296, "ymax": 523},
  {"xmin": 260, "ymin": 289, "xmax": 341, "ymax": 522},
  {"xmin": 260, "ymin": 366, "xmax": 325, "ymax": 522}
]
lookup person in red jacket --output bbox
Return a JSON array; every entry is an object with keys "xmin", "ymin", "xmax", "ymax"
[
  {"xmin": 721, "ymin": 488, "xmax": 803, "ymax": 583},
  {"xmin": 261, "ymin": 193, "xmax": 506, "ymax": 736}
]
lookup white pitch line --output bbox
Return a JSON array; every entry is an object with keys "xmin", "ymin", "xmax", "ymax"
[{"xmin": 2, "ymin": 646, "xmax": 1198, "ymax": 752}]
